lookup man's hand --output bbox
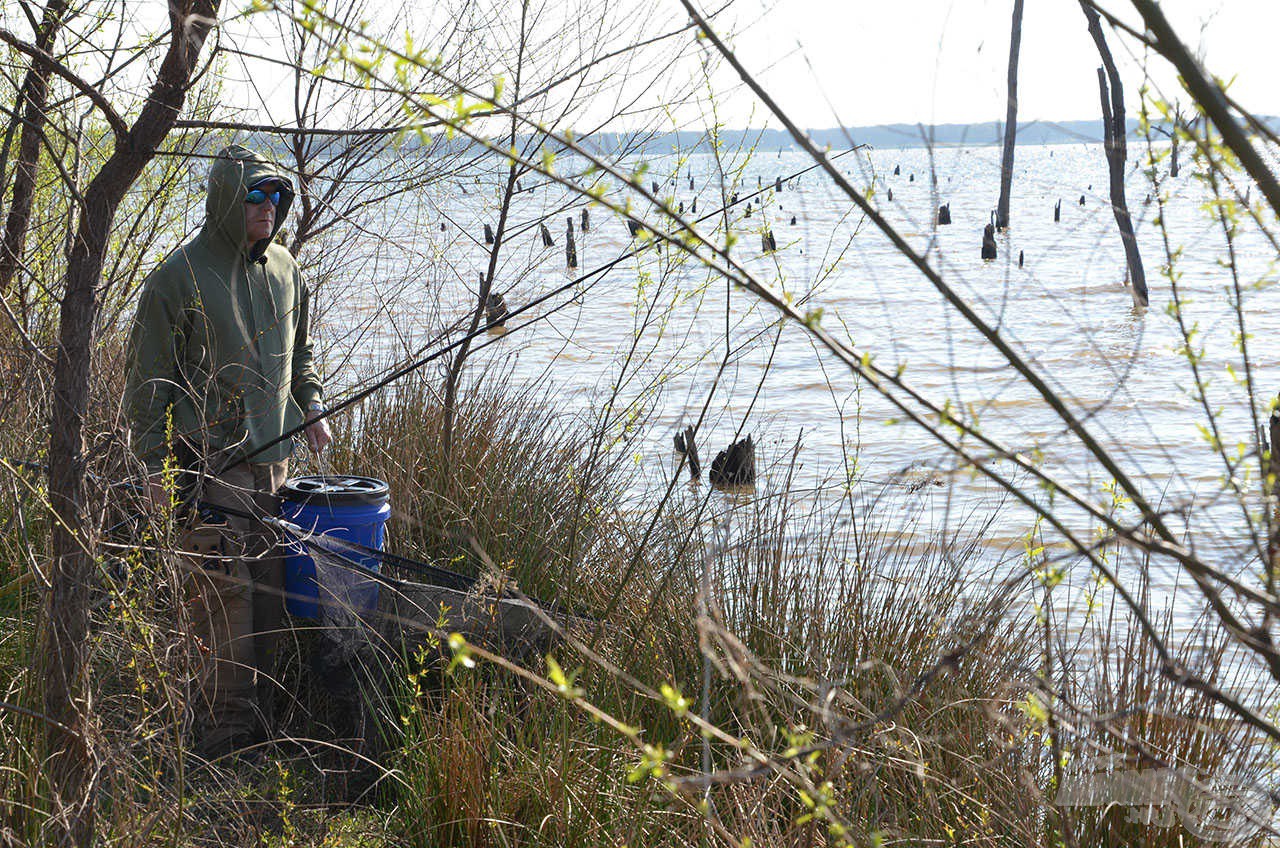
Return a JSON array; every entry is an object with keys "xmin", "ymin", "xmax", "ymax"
[{"xmin": 306, "ymin": 409, "xmax": 333, "ymax": 454}]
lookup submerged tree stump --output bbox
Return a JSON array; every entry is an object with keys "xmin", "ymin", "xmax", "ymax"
[
  {"xmin": 581, "ymin": 208, "xmax": 590, "ymax": 232},
  {"xmin": 937, "ymin": 203, "xmax": 952, "ymax": 225},
  {"xmin": 981, "ymin": 223, "xmax": 998, "ymax": 260},
  {"xmin": 484, "ymin": 223, "xmax": 494, "ymax": 245},
  {"xmin": 539, "ymin": 223, "xmax": 554, "ymax": 247},
  {"xmin": 565, "ymin": 220, "xmax": 577, "ymax": 268},
  {"xmin": 709, "ymin": 435, "xmax": 756, "ymax": 488},
  {"xmin": 485, "ymin": 290, "xmax": 508, "ymax": 329},
  {"xmin": 1054, "ymin": 199, "xmax": 1061, "ymax": 222},
  {"xmin": 673, "ymin": 425, "xmax": 701, "ymax": 481}
]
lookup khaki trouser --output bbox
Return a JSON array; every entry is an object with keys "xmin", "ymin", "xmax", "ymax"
[{"xmin": 182, "ymin": 460, "xmax": 288, "ymax": 756}]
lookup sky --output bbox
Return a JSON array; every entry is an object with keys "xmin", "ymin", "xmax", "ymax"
[
  {"xmin": 717, "ymin": 0, "xmax": 1280, "ymax": 128},
  {"xmin": 199, "ymin": 0, "xmax": 1280, "ymax": 134}
]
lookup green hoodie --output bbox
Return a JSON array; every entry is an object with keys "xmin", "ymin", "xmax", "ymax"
[{"xmin": 124, "ymin": 145, "xmax": 323, "ymax": 472}]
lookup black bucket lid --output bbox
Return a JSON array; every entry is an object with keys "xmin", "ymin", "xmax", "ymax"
[{"xmin": 280, "ymin": 475, "xmax": 390, "ymax": 506}]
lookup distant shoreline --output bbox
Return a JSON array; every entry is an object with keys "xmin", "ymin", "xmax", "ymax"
[{"xmin": 577, "ymin": 116, "xmax": 1280, "ymax": 153}]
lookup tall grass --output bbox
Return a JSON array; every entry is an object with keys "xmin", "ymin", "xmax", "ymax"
[{"xmin": 0, "ymin": 356, "xmax": 1273, "ymax": 846}]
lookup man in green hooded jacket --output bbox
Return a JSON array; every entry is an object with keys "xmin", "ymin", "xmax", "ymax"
[{"xmin": 124, "ymin": 144, "xmax": 331, "ymax": 756}]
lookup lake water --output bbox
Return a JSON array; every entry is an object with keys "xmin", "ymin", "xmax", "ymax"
[{"xmin": 313, "ymin": 139, "xmax": 1279, "ymax": 632}]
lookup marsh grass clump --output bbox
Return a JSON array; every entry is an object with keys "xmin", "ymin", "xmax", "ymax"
[
  {"xmin": 326, "ymin": 370, "xmax": 672, "ymax": 617},
  {"xmin": 322, "ymin": 378, "xmax": 1052, "ymax": 844},
  {"xmin": 1039, "ymin": 553, "xmax": 1279, "ymax": 847}
]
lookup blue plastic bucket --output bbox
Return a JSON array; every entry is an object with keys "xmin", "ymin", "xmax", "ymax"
[{"xmin": 281, "ymin": 475, "xmax": 391, "ymax": 619}]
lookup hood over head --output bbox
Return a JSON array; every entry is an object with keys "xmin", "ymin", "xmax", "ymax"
[{"xmin": 205, "ymin": 144, "xmax": 295, "ymax": 261}]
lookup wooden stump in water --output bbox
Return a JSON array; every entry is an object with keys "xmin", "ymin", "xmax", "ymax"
[
  {"xmin": 1078, "ymin": 194, "xmax": 1086, "ymax": 206},
  {"xmin": 484, "ymin": 223, "xmax": 494, "ymax": 245},
  {"xmin": 710, "ymin": 435, "xmax": 756, "ymax": 488},
  {"xmin": 981, "ymin": 223, "xmax": 998, "ymax": 260},
  {"xmin": 790, "ymin": 215, "xmax": 797, "ymax": 226},
  {"xmin": 673, "ymin": 425, "xmax": 701, "ymax": 481},
  {"xmin": 691, "ymin": 197, "xmax": 697, "ymax": 214},
  {"xmin": 565, "ymin": 220, "xmax": 577, "ymax": 268},
  {"xmin": 887, "ymin": 188, "xmax": 893, "ymax": 202},
  {"xmin": 1019, "ymin": 250, "xmax": 1025, "ymax": 267},
  {"xmin": 894, "ymin": 164, "xmax": 900, "ymax": 175},
  {"xmin": 580, "ymin": 208, "xmax": 590, "ymax": 232},
  {"xmin": 626, "ymin": 219, "xmax": 642, "ymax": 238},
  {"xmin": 762, "ymin": 230, "xmax": 776, "ymax": 252},
  {"xmin": 937, "ymin": 203, "xmax": 952, "ymax": 225},
  {"xmin": 485, "ymin": 290, "xmax": 508, "ymax": 329},
  {"xmin": 775, "ymin": 176, "xmax": 782, "ymax": 192},
  {"xmin": 539, "ymin": 223, "xmax": 554, "ymax": 247},
  {"xmin": 1054, "ymin": 199, "xmax": 1061, "ymax": 222},
  {"xmin": 909, "ymin": 173, "xmax": 915, "ymax": 182},
  {"xmin": 439, "ymin": 222, "xmax": 446, "ymax": 231}
]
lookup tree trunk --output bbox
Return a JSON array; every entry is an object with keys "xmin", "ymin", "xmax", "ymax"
[
  {"xmin": 0, "ymin": 0, "xmax": 71, "ymax": 302},
  {"xmin": 995, "ymin": 0, "xmax": 1024, "ymax": 231},
  {"xmin": 42, "ymin": 3, "xmax": 218, "ymax": 844},
  {"xmin": 1169, "ymin": 106, "xmax": 1182, "ymax": 178},
  {"xmin": 1080, "ymin": 2, "xmax": 1147, "ymax": 308}
]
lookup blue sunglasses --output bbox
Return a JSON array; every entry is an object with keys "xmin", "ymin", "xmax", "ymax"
[{"xmin": 245, "ymin": 186, "xmax": 283, "ymax": 205}]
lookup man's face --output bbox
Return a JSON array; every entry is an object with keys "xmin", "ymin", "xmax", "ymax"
[{"xmin": 244, "ymin": 180, "xmax": 282, "ymax": 244}]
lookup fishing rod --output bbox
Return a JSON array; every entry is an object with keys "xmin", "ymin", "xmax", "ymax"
[
  {"xmin": 226, "ymin": 146, "xmax": 860, "ymax": 470},
  {"xmin": 8, "ymin": 456, "xmax": 586, "ymax": 619},
  {"xmin": 110, "ymin": 471, "xmax": 583, "ymax": 618},
  {"xmin": 195, "ymin": 498, "xmax": 589, "ymax": 622},
  {"xmin": 11, "ymin": 149, "xmax": 860, "ymax": 615}
]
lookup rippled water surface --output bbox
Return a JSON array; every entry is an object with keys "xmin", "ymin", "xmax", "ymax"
[{"xmin": 318, "ymin": 141, "xmax": 1279, "ymax": 611}]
